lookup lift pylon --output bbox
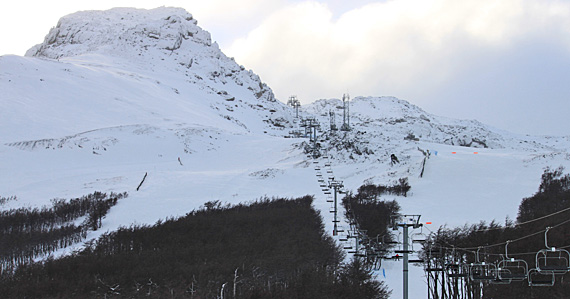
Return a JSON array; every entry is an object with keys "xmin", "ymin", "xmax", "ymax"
[{"xmin": 390, "ymin": 214, "xmax": 423, "ymax": 299}]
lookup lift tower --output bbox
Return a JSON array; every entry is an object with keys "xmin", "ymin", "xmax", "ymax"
[
  {"xmin": 329, "ymin": 110, "xmax": 338, "ymax": 131},
  {"xmin": 300, "ymin": 117, "xmax": 321, "ymax": 158},
  {"xmin": 340, "ymin": 93, "xmax": 351, "ymax": 131},
  {"xmin": 391, "ymin": 214, "xmax": 423, "ymax": 299},
  {"xmin": 287, "ymin": 95, "xmax": 301, "ymax": 118},
  {"xmin": 328, "ymin": 179, "xmax": 344, "ymax": 236}
]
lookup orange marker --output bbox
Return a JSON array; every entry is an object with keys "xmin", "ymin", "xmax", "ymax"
[
  {"xmin": 425, "ymin": 222, "xmax": 432, "ymax": 225},
  {"xmin": 474, "ymin": 152, "xmax": 478, "ymax": 154},
  {"xmin": 451, "ymin": 152, "xmax": 457, "ymax": 154}
]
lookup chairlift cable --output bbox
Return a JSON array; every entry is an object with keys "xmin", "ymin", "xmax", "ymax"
[
  {"xmin": 422, "ymin": 217, "xmax": 570, "ymax": 252},
  {"xmin": 470, "ymin": 205, "xmax": 570, "ymax": 233}
]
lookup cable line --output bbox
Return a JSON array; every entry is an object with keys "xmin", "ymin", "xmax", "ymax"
[
  {"xmin": 423, "ymin": 217, "xmax": 570, "ymax": 254},
  {"xmin": 470, "ymin": 204, "xmax": 570, "ymax": 233}
]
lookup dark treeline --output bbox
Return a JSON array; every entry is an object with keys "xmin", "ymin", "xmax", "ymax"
[
  {"xmin": 0, "ymin": 196, "xmax": 390, "ymax": 299},
  {"xmin": 343, "ymin": 180, "xmax": 405, "ymax": 239},
  {"xmin": 0, "ymin": 191, "xmax": 125, "ymax": 275},
  {"xmin": 341, "ymin": 181, "xmax": 404, "ymax": 270},
  {"xmin": 424, "ymin": 167, "xmax": 570, "ymax": 298}
]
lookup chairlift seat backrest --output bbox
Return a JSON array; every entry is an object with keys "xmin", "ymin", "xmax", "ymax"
[
  {"xmin": 470, "ymin": 263, "xmax": 497, "ymax": 282},
  {"xmin": 536, "ymin": 248, "xmax": 570, "ymax": 274}
]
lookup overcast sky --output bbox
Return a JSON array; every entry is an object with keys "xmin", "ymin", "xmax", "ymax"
[{"xmin": 2, "ymin": 0, "xmax": 570, "ymax": 136}]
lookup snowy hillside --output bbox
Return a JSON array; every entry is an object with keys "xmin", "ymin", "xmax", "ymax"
[
  {"xmin": 2, "ymin": 7, "xmax": 570, "ymax": 298},
  {"xmin": 2, "ymin": 7, "xmax": 289, "ymax": 143}
]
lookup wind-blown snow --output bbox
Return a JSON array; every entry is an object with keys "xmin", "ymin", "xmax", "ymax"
[{"xmin": 2, "ymin": 7, "xmax": 570, "ymax": 298}]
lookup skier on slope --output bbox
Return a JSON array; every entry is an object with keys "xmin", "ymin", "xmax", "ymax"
[{"xmin": 391, "ymin": 154, "xmax": 400, "ymax": 165}]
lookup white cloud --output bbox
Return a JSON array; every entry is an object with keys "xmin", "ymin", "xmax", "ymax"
[{"xmin": 226, "ymin": 0, "xmax": 570, "ymax": 134}]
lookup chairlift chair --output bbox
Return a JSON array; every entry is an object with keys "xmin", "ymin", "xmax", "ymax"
[
  {"xmin": 470, "ymin": 262, "xmax": 497, "ymax": 282},
  {"xmin": 469, "ymin": 247, "xmax": 497, "ymax": 282},
  {"xmin": 490, "ymin": 268, "xmax": 512, "ymax": 285},
  {"xmin": 528, "ymin": 268, "xmax": 555, "ymax": 287},
  {"xmin": 409, "ymin": 231, "xmax": 426, "ymax": 251},
  {"xmin": 536, "ymin": 227, "xmax": 570, "ymax": 274},
  {"xmin": 446, "ymin": 263, "xmax": 468, "ymax": 278},
  {"xmin": 412, "ymin": 234, "xmax": 426, "ymax": 243},
  {"xmin": 445, "ymin": 247, "xmax": 468, "ymax": 278},
  {"xmin": 497, "ymin": 241, "xmax": 529, "ymax": 281}
]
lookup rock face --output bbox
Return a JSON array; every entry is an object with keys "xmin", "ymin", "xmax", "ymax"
[{"xmin": 26, "ymin": 7, "xmax": 277, "ymax": 104}]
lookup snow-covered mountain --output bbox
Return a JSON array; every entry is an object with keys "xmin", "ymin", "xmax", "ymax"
[
  {"xmin": 2, "ymin": 7, "xmax": 570, "ymax": 298},
  {"xmin": 2, "ymin": 7, "xmax": 289, "ymax": 143}
]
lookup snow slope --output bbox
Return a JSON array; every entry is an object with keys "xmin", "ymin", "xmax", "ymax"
[{"xmin": 2, "ymin": 7, "xmax": 570, "ymax": 298}]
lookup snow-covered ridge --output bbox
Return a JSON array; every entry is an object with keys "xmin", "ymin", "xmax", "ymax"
[{"xmin": 305, "ymin": 96, "xmax": 559, "ymax": 151}]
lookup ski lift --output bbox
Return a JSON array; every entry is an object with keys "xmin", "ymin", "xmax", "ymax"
[
  {"xmin": 497, "ymin": 241, "xmax": 528, "ymax": 281},
  {"xmin": 446, "ymin": 263, "xmax": 468, "ymax": 278},
  {"xmin": 536, "ymin": 227, "xmax": 570, "ymax": 274},
  {"xmin": 412, "ymin": 232, "xmax": 426, "ymax": 244},
  {"xmin": 469, "ymin": 247, "xmax": 497, "ymax": 282},
  {"xmin": 409, "ymin": 229, "xmax": 426, "ymax": 251},
  {"xmin": 424, "ymin": 244, "xmax": 444, "ymax": 272},
  {"xmin": 490, "ymin": 267, "xmax": 512, "ymax": 285},
  {"xmin": 528, "ymin": 268, "xmax": 555, "ymax": 287},
  {"xmin": 446, "ymin": 247, "xmax": 468, "ymax": 279}
]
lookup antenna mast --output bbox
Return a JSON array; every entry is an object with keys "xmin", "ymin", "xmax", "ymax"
[{"xmin": 341, "ymin": 93, "xmax": 351, "ymax": 131}]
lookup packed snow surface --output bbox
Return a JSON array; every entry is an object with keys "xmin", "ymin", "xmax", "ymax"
[{"xmin": 2, "ymin": 7, "xmax": 570, "ymax": 298}]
